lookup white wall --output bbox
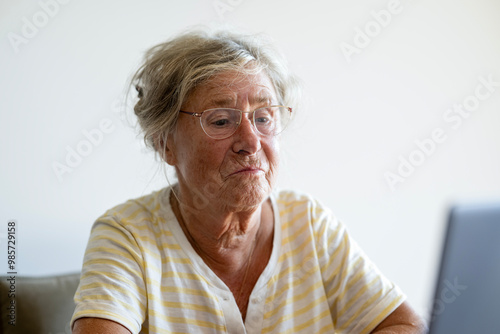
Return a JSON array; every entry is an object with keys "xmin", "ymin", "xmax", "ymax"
[{"xmin": 1, "ymin": 0, "xmax": 499, "ymax": 319}]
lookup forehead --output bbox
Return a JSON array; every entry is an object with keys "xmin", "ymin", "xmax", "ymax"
[{"xmin": 185, "ymin": 70, "xmax": 278, "ymax": 109}]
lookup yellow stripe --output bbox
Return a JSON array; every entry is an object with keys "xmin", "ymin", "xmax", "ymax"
[
  {"xmin": 85, "ymin": 246, "xmax": 145, "ymax": 269},
  {"xmin": 262, "ymin": 295, "xmax": 328, "ymax": 333},
  {"xmin": 89, "ymin": 224, "xmax": 185, "ymax": 266},
  {"xmin": 154, "ymin": 200, "xmax": 162, "ymax": 213},
  {"xmin": 161, "ymin": 286, "xmax": 215, "ymax": 298},
  {"xmin": 277, "ymin": 234, "xmax": 313, "ymax": 263},
  {"xmin": 79, "ymin": 282, "xmax": 145, "ymax": 309},
  {"xmin": 80, "ymin": 271, "xmax": 147, "ymax": 297},
  {"xmin": 83, "ymin": 258, "xmax": 143, "ymax": 278},
  {"xmin": 339, "ymin": 288, "xmax": 383, "ymax": 331},
  {"xmin": 280, "ymin": 207, "xmax": 308, "ymax": 231},
  {"xmin": 265, "ymin": 257, "xmax": 320, "ymax": 305},
  {"xmin": 276, "ymin": 198, "xmax": 309, "ymax": 207},
  {"xmin": 88, "ymin": 228, "xmax": 147, "ymax": 263},
  {"xmin": 278, "ymin": 200, "xmax": 323, "ymax": 226},
  {"xmin": 133, "ymin": 242, "xmax": 187, "ymax": 264},
  {"xmin": 143, "ymin": 286, "xmax": 219, "ymax": 314},
  {"xmin": 264, "ymin": 280, "xmax": 323, "ymax": 319},
  {"xmin": 138, "ymin": 245, "xmax": 162, "ymax": 262},
  {"xmin": 90, "ymin": 225, "xmax": 137, "ymax": 245},
  {"xmin": 120, "ymin": 208, "xmax": 153, "ymax": 224},
  {"xmin": 160, "ymin": 256, "xmax": 191, "ymax": 265},
  {"xmin": 331, "ymin": 256, "xmax": 364, "ymax": 301},
  {"xmin": 161, "ymin": 271, "xmax": 209, "ymax": 282},
  {"xmin": 322, "ymin": 232, "xmax": 349, "ymax": 285},
  {"xmin": 286, "ymin": 308, "xmax": 331, "ymax": 333},
  {"xmin": 281, "ymin": 216, "xmax": 310, "ymax": 247},
  {"xmin": 317, "ymin": 322, "xmax": 336, "ymax": 334},
  {"xmin": 141, "ymin": 248, "xmax": 191, "ymax": 267},
  {"xmin": 103, "ymin": 232, "xmax": 180, "ymax": 250},
  {"xmin": 138, "ymin": 256, "xmax": 192, "ymax": 278},
  {"xmin": 279, "ymin": 308, "xmax": 331, "ymax": 334},
  {"xmin": 142, "ymin": 274, "xmax": 208, "ymax": 291},
  {"xmin": 157, "ymin": 300, "xmax": 223, "ymax": 317},
  {"xmin": 82, "ymin": 294, "xmax": 145, "ymax": 318},
  {"xmin": 149, "ymin": 310, "xmax": 226, "ymax": 331},
  {"xmin": 114, "ymin": 201, "xmax": 146, "ymax": 218},
  {"xmin": 272, "ymin": 247, "xmax": 317, "ymax": 292},
  {"xmin": 131, "ymin": 222, "xmax": 174, "ymax": 237},
  {"xmin": 337, "ymin": 276, "xmax": 379, "ymax": 319},
  {"xmin": 88, "ymin": 234, "xmax": 144, "ymax": 261},
  {"xmin": 316, "ymin": 217, "xmax": 329, "ymax": 241},
  {"xmin": 315, "ymin": 222, "xmax": 343, "ymax": 262},
  {"xmin": 118, "ymin": 196, "xmax": 156, "ymax": 217},
  {"xmin": 360, "ymin": 296, "xmax": 404, "ymax": 334},
  {"xmin": 140, "ymin": 271, "xmax": 210, "ymax": 290},
  {"xmin": 79, "ymin": 273, "xmax": 214, "ymax": 315},
  {"xmin": 278, "ymin": 201, "xmax": 308, "ymax": 217},
  {"xmin": 105, "ymin": 201, "xmax": 135, "ymax": 216}
]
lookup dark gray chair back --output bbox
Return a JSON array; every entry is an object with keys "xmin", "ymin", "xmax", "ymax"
[{"xmin": 0, "ymin": 272, "xmax": 80, "ymax": 334}]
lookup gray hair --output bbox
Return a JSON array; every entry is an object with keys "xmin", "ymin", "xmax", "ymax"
[{"xmin": 130, "ymin": 29, "xmax": 301, "ymax": 154}]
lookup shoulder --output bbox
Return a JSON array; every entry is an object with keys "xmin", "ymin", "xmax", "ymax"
[
  {"xmin": 80, "ymin": 188, "xmax": 174, "ymax": 277},
  {"xmin": 273, "ymin": 188, "xmax": 320, "ymax": 209},
  {"xmin": 86, "ymin": 187, "xmax": 174, "ymax": 247},
  {"xmin": 97, "ymin": 187, "xmax": 171, "ymax": 229},
  {"xmin": 272, "ymin": 189, "xmax": 342, "ymax": 236},
  {"xmin": 272, "ymin": 189, "xmax": 334, "ymax": 219}
]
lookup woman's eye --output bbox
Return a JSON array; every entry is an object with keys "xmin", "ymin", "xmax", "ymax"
[
  {"xmin": 255, "ymin": 109, "xmax": 274, "ymax": 125},
  {"xmin": 205, "ymin": 110, "xmax": 235, "ymax": 127},
  {"xmin": 213, "ymin": 119, "xmax": 231, "ymax": 126},
  {"xmin": 256, "ymin": 117, "xmax": 270, "ymax": 124}
]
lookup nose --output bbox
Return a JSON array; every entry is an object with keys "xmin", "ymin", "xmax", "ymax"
[{"xmin": 231, "ymin": 114, "xmax": 261, "ymax": 155}]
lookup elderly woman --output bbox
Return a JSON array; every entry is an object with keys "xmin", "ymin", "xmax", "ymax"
[{"xmin": 71, "ymin": 30, "xmax": 425, "ymax": 333}]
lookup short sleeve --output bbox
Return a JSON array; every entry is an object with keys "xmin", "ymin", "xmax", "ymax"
[
  {"xmin": 313, "ymin": 202, "xmax": 406, "ymax": 334},
  {"xmin": 71, "ymin": 215, "xmax": 147, "ymax": 334}
]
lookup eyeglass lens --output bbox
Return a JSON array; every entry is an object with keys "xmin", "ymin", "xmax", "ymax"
[{"xmin": 200, "ymin": 106, "xmax": 290, "ymax": 139}]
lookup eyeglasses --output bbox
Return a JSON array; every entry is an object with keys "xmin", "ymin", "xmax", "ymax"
[{"xmin": 179, "ymin": 105, "xmax": 292, "ymax": 139}]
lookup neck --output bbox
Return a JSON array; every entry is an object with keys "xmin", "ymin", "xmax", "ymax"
[{"xmin": 170, "ymin": 185, "xmax": 272, "ymax": 270}]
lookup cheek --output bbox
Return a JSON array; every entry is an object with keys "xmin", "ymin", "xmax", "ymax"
[
  {"xmin": 198, "ymin": 142, "xmax": 226, "ymax": 172},
  {"xmin": 266, "ymin": 138, "xmax": 281, "ymax": 168},
  {"xmin": 177, "ymin": 139, "xmax": 226, "ymax": 179}
]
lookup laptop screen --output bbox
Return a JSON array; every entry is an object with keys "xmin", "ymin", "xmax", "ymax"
[{"xmin": 428, "ymin": 203, "xmax": 500, "ymax": 333}]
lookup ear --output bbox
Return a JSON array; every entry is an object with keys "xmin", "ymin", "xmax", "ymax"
[{"xmin": 155, "ymin": 132, "xmax": 177, "ymax": 166}]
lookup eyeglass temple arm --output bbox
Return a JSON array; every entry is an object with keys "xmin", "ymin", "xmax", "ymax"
[{"xmin": 179, "ymin": 110, "xmax": 202, "ymax": 117}]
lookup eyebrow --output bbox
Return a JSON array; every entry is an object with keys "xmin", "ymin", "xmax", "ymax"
[
  {"xmin": 249, "ymin": 95, "xmax": 274, "ymax": 105},
  {"xmin": 207, "ymin": 97, "xmax": 236, "ymax": 107},
  {"xmin": 206, "ymin": 95, "xmax": 275, "ymax": 108}
]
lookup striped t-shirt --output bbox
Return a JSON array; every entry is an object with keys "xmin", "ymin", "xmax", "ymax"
[{"xmin": 71, "ymin": 186, "xmax": 405, "ymax": 333}]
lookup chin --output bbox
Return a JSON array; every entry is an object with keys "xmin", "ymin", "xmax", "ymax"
[{"xmin": 221, "ymin": 179, "xmax": 272, "ymax": 211}]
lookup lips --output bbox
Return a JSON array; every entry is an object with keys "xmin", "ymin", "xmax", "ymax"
[{"xmin": 229, "ymin": 166, "xmax": 264, "ymax": 176}]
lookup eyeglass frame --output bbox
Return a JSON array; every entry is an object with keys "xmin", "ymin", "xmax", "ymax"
[{"xmin": 178, "ymin": 105, "xmax": 293, "ymax": 139}]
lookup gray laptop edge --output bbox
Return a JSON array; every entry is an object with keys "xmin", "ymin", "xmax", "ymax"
[{"xmin": 428, "ymin": 203, "xmax": 500, "ymax": 333}]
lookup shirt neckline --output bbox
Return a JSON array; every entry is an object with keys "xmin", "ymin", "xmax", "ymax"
[{"xmin": 158, "ymin": 185, "xmax": 282, "ymax": 296}]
